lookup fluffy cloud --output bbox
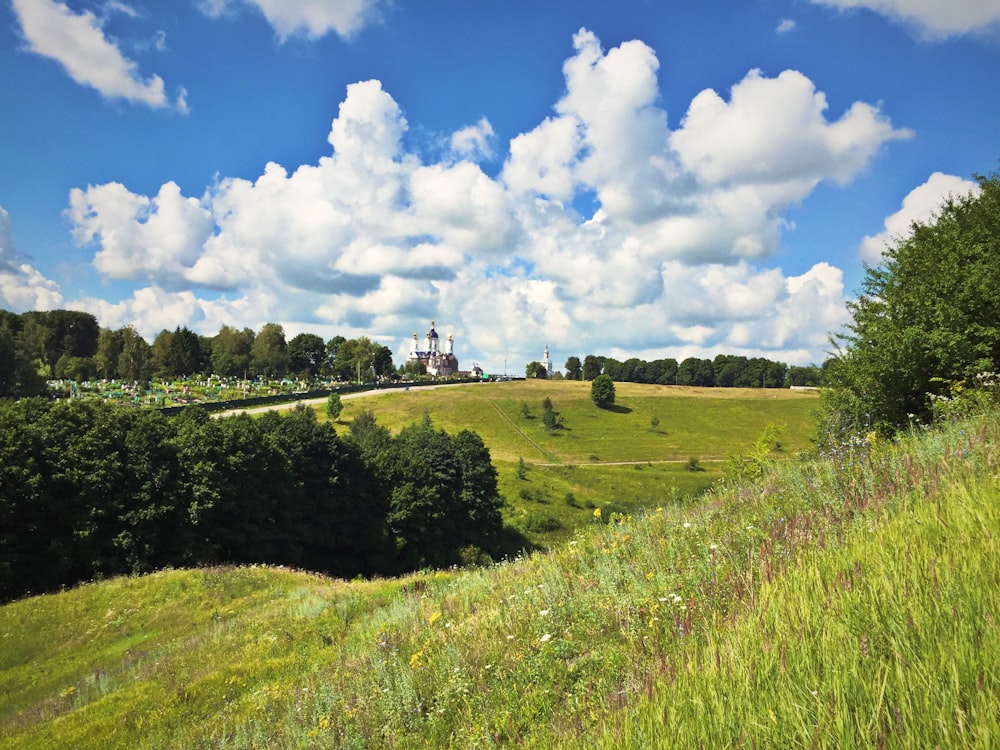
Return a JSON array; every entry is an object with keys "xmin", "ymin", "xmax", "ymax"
[
  {"xmin": 61, "ymin": 29, "xmax": 907, "ymax": 366},
  {"xmin": 201, "ymin": 0, "xmax": 383, "ymax": 40},
  {"xmin": 450, "ymin": 118, "xmax": 496, "ymax": 161},
  {"xmin": 67, "ymin": 181, "xmax": 215, "ymax": 288},
  {"xmin": 0, "ymin": 206, "xmax": 64, "ymax": 312},
  {"xmin": 859, "ymin": 172, "xmax": 980, "ymax": 263},
  {"xmin": 811, "ymin": 0, "xmax": 1000, "ymax": 38},
  {"xmin": 11, "ymin": 0, "xmax": 183, "ymax": 110}
]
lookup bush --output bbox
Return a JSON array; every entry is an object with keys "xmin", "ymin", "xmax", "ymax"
[
  {"xmin": 522, "ymin": 513, "xmax": 563, "ymax": 533},
  {"xmin": 590, "ymin": 374, "xmax": 615, "ymax": 408}
]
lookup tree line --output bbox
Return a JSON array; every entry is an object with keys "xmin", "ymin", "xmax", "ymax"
[
  {"xmin": 546, "ymin": 353, "xmax": 822, "ymax": 388},
  {"xmin": 0, "ymin": 310, "xmax": 399, "ymax": 397},
  {"xmin": 0, "ymin": 398, "xmax": 505, "ymax": 602}
]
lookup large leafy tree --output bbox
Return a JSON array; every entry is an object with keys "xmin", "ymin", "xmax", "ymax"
[
  {"xmin": 250, "ymin": 323, "xmax": 289, "ymax": 379},
  {"xmin": 118, "ymin": 325, "xmax": 151, "ymax": 384},
  {"xmin": 582, "ymin": 354, "xmax": 603, "ymax": 381},
  {"xmin": 151, "ymin": 327, "xmax": 203, "ymax": 378},
  {"xmin": 211, "ymin": 325, "xmax": 254, "ymax": 378},
  {"xmin": 825, "ymin": 170, "xmax": 1000, "ymax": 435},
  {"xmin": 564, "ymin": 355, "xmax": 582, "ymax": 380},
  {"xmin": 287, "ymin": 333, "xmax": 326, "ymax": 380}
]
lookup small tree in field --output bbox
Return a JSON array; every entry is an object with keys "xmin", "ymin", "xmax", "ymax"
[
  {"xmin": 590, "ymin": 374, "xmax": 615, "ymax": 408},
  {"xmin": 326, "ymin": 393, "xmax": 343, "ymax": 422}
]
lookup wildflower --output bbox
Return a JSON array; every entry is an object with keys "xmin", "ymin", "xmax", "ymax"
[
  {"xmin": 593, "ymin": 508, "xmax": 602, "ymax": 519},
  {"xmin": 540, "ymin": 633, "xmax": 552, "ymax": 643},
  {"xmin": 646, "ymin": 572, "xmax": 655, "ymax": 580},
  {"xmin": 428, "ymin": 611, "xmax": 442, "ymax": 625},
  {"xmin": 539, "ymin": 609, "xmax": 550, "ymax": 617},
  {"xmin": 409, "ymin": 650, "xmax": 424, "ymax": 668},
  {"xmin": 682, "ymin": 522, "xmax": 691, "ymax": 529}
]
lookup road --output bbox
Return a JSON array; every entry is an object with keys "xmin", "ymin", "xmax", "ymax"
[{"xmin": 213, "ymin": 381, "xmax": 479, "ymax": 418}]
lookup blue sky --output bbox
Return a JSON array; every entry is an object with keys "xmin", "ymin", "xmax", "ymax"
[{"xmin": 1, "ymin": 0, "xmax": 998, "ymax": 373}]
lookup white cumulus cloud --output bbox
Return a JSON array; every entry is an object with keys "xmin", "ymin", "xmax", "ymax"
[
  {"xmin": 811, "ymin": 0, "xmax": 1000, "ymax": 38},
  {"xmin": 59, "ymin": 29, "xmax": 908, "ymax": 366},
  {"xmin": 11, "ymin": 0, "xmax": 183, "ymax": 110},
  {"xmin": 859, "ymin": 172, "xmax": 980, "ymax": 263},
  {"xmin": 0, "ymin": 205, "xmax": 65, "ymax": 312}
]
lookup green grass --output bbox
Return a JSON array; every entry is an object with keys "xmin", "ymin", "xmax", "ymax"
[
  {"xmin": 3, "ymin": 411, "xmax": 998, "ymax": 748},
  {"xmin": 320, "ymin": 380, "xmax": 819, "ymax": 543}
]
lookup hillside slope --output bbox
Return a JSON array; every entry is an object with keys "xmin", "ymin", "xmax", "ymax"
[{"xmin": 2, "ymin": 414, "xmax": 997, "ymax": 748}]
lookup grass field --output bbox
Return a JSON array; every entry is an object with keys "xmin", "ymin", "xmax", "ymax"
[
  {"xmin": 2, "ymin": 409, "xmax": 997, "ymax": 748},
  {"xmin": 317, "ymin": 380, "xmax": 820, "ymax": 542}
]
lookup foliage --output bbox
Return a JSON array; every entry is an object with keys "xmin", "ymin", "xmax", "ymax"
[
  {"xmin": 526, "ymin": 361, "xmax": 548, "ymax": 379},
  {"xmin": 564, "ymin": 355, "xmax": 582, "ymax": 380},
  {"xmin": 349, "ymin": 413, "xmax": 505, "ymax": 570},
  {"xmin": 0, "ymin": 398, "xmax": 501, "ymax": 600},
  {"xmin": 287, "ymin": 333, "xmax": 327, "ymax": 379},
  {"xmin": 541, "ymin": 396, "xmax": 563, "ymax": 431},
  {"xmin": 590, "ymin": 374, "xmax": 616, "ymax": 408},
  {"xmin": 250, "ymin": 322, "xmax": 289, "ymax": 379},
  {"xmin": 210, "ymin": 324, "xmax": 254, "ymax": 378},
  {"xmin": 724, "ymin": 422, "xmax": 782, "ymax": 484},
  {"xmin": 325, "ymin": 392, "xmax": 343, "ymax": 421},
  {"xmin": 582, "ymin": 354, "xmax": 603, "ymax": 381},
  {"xmin": 825, "ymin": 170, "xmax": 1000, "ymax": 436}
]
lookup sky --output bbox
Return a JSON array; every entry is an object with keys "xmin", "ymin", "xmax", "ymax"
[{"xmin": 1, "ymin": 0, "xmax": 999, "ymax": 375}]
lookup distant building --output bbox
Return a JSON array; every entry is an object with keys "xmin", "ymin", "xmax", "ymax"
[
  {"xmin": 542, "ymin": 345, "xmax": 553, "ymax": 377},
  {"xmin": 407, "ymin": 320, "xmax": 460, "ymax": 376}
]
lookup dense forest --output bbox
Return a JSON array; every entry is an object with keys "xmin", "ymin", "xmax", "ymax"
[{"xmin": 0, "ymin": 399, "xmax": 505, "ymax": 602}]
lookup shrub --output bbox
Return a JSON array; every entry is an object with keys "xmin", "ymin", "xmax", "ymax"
[
  {"xmin": 522, "ymin": 513, "xmax": 563, "ymax": 533},
  {"xmin": 590, "ymin": 374, "xmax": 615, "ymax": 407}
]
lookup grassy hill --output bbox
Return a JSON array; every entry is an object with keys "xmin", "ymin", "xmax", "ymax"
[
  {"xmin": 2, "ymin": 411, "xmax": 997, "ymax": 748},
  {"xmin": 319, "ymin": 380, "xmax": 820, "ymax": 542}
]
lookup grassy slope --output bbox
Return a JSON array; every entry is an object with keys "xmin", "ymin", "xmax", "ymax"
[
  {"xmin": 2, "ymin": 413, "xmax": 998, "ymax": 748},
  {"xmin": 324, "ymin": 381, "xmax": 820, "ymax": 541}
]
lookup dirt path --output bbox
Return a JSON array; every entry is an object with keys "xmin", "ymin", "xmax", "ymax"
[{"xmin": 488, "ymin": 400, "xmax": 560, "ymax": 463}]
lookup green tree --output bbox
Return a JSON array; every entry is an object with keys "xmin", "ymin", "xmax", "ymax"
[
  {"xmin": 334, "ymin": 337, "xmax": 389, "ymax": 382},
  {"xmin": 94, "ymin": 327, "xmax": 123, "ymax": 379},
  {"xmin": 117, "ymin": 325, "xmax": 151, "ymax": 384},
  {"xmin": 326, "ymin": 393, "xmax": 343, "ymax": 421},
  {"xmin": 677, "ymin": 357, "xmax": 715, "ymax": 387},
  {"xmin": 526, "ymin": 361, "xmax": 547, "ymax": 379},
  {"xmin": 287, "ymin": 333, "xmax": 326, "ymax": 380},
  {"xmin": 250, "ymin": 323, "xmax": 289, "ymax": 379},
  {"xmin": 590, "ymin": 373, "xmax": 616, "ymax": 408},
  {"xmin": 211, "ymin": 325, "xmax": 254, "ymax": 378},
  {"xmin": 825, "ymin": 170, "xmax": 1000, "ymax": 435},
  {"xmin": 564, "ymin": 356, "xmax": 582, "ymax": 380},
  {"xmin": 0, "ymin": 313, "xmax": 45, "ymax": 397},
  {"xmin": 582, "ymin": 354, "xmax": 603, "ymax": 381},
  {"xmin": 151, "ymin": 327, "xmax": 202, "ymax": 378}
]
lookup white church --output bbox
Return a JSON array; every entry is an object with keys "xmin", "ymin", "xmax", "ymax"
[{"xmin": 407, "ymin": 321, "xmax": 460, "ymax": 376}]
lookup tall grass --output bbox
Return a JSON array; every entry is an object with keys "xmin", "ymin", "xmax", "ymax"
[{"xmin": 1, "ymin": 415, "xmax": 998, "ymax": 748}]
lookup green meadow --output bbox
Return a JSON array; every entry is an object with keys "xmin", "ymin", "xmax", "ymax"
[
  {"xmin": 319, "ymin": 380, "xmax": 820, "ymax": 542},
  {"xmin": 2, "ymin": 407, "xmax": 997, "ymax": 748}
]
